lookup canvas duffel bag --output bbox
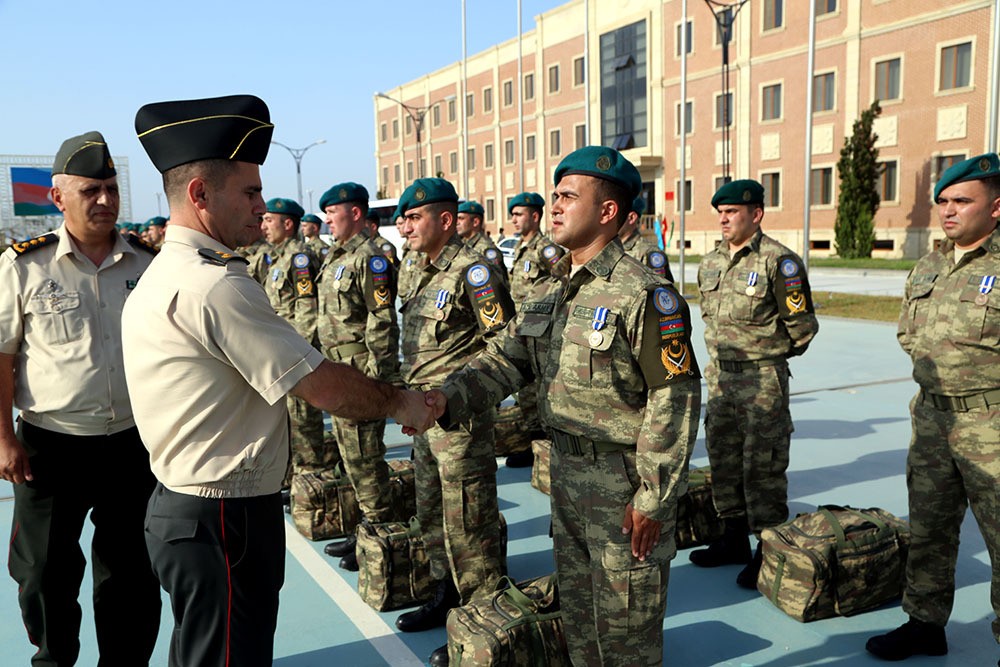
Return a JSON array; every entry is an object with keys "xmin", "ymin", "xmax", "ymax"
[
  {"xmin": 530, "ymin": 439, "xmax": 551, "ymax": 495},
  {"xmin": 494, "ymin": 404, "xmax": 535, "ymax": 456},
  {"xmin": 675, "ymin": 466, "xmax": 726, "ymax": 550}
]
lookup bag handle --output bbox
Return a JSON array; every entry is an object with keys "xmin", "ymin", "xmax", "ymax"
[
  {"xmin": 495, "ymin": 576, "xmax": 540, "ymax": 616},
  {"xmin": 818, "ymin": 506, "xmax": 891, "ymax": 551}
]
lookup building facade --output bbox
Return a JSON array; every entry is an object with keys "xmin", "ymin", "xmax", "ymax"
[{"xmin": 374, "ymin": 0, "xmax": 1000, "ymax": 258}]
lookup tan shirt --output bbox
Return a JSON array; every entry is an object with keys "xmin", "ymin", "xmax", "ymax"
[
  {"xmin": 121, "ymin": 226, "xmax": 324, "ymax": 498},
  {"xmin": 0, "ymin": 224, "xmax": 153, "ymax": 435}
]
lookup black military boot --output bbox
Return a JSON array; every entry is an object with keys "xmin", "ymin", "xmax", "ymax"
[
  {"xmin": 395, "ymin": 578, "xmax": 460, "ymax": 633},
  {"xmin": 735, "ymin": 541, "xmax": 763, "ymax": 589},
  {"xmin": 429, "ymin": 643, "xmax": 449, "ymax": 666},
  {"xmin": 324, "ymin": 535, "xmax": 356, "ymax": 558},
  {"xmin": 865, "ymin": 617, "xmax": 948, "ymax": 660},
  {"xmin": 689, "ymin": 517, "xmax": 751, "ymax": 567},
  {"xmin": 339, "ymin": 549, "xmax": 359, "ymax": 572}
]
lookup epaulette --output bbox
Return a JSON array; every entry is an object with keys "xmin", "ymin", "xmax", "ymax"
[
  {"xmin": 10, "ymin": 233, "xmax": 57, "ymax": 257},
  {"xmin": 127, "ymin": 234, "xmax": 159, "ymax": 255},
  {"xmin": 198, "ymin": 247, "xmax": 249, "ymax": 266}
]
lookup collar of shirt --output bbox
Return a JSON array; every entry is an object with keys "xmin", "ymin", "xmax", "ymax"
[
  {"xmin": 553, "ymin": 237, "xmax": 624, "ymax": 282},
  {"xmin": 54, "ymin": 223, "xmax": 137, "ymax": 267},
  {"xmin": 163, "ymin": 224, "xmax": 234, "ymax": 254},
  {"xmin": 940, "ymin": 223, "xmax": 1000, "ymax": 259},
  {"xmin": 429, "ymin": 234, "xmax": 464, "ymax": 271}
]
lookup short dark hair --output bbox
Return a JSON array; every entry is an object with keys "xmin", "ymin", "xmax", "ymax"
[
  {"xmin": 592, "ymin": 178, "xmax": 631, "ymax": 228},
  {"xmin": 364, "ymin": 210, "xmax": 379, "ymax": 224},
  {"xmin": 162, "ymin": 159, "xmax": 238, "ymax": 203},
  {"xmin": 426, "ymin": 201, "xmax": 458, "ymax": 218},
  {"xmin": 982, "ymin": 174, "xmax": 1000, "ymax": 201}
]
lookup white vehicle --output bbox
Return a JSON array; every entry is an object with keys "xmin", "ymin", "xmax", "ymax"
[{"xmin": 497, "ymin": 236, "xmax": 518, "ymax": 271}]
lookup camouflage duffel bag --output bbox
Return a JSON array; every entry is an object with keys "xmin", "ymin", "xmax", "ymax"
[
  {"xmin": 290, "ymin": 468, "xmax": 359, "ymax": 541},
  {"xmin": 356, "ymin": 517, "xmax": 434, "ymax": 611},
  {"xmin": 387, "ymin": 458, "xmax": 416, "ymax": 521},
  {"xmin": 493, "ymin": 404, "xmax": 534, "ymax": 456},
  {"xmin": 675, "ymin": 466, "xmax": 725, "ymax": 550},
  {"xmin": 446, "ymin": 574, "xmax": 571, "ymax": 666},
  {"xmin": 530, "ymin": 439, "xmax": 551, "ymax": 496},
  {"xmin": 757, "ymin": 505, "xmax": 910, "ymax": 622}
]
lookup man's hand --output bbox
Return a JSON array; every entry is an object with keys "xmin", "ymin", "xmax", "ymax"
[
  {"xmin": 0, "ymin": 433, "xmax": 32, "ymax": 484},
  {"xmin": 394, "ymin": 389, "xmax": 438, "ymax": 436},
  {"xmin": 424, "ymin": 389, "xmax": 447, "ymax": 421},
  {"xmin": 621, "ymin": 502, "xmax": 661, "ymax": 561}
]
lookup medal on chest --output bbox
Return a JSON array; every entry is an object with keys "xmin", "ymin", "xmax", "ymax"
[
  {"xmin": 745, "ymin": 271, "xmax": 758, "ymax": 296},
  {"xmin": 589, "ymin": 306, "xmax": 608, "ymax": 347},
  {"xmin": 434, "ymin": 289, "xmax": 449, "ymax": 320},
  {"xmin": 976, "ymin": 275, "xmax": 995, "ymax": 306}
]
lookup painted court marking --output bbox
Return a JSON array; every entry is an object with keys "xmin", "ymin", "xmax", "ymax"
[{"xmin": 284, "ymin": 522, "xmax": 424, "ymax": 666}]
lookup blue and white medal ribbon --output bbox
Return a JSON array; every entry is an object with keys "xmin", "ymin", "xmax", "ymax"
[
  {"xmin": 746, "ymin": 271, "xmax": 758, "ymax": 296},
  {"xmin": 592, "ymin": 306, "xmax": 608, "ymax": 331},
  {"xmin": 334, "ymin": 266, "xmax": 345, "ymax": 281},
  {"xmin": 435, "ymin": 289, "xmax": 449, "ymax": 309},
  {"xmin": 979, "ymin": 275, "xmax": 995, "ymax": 294}
]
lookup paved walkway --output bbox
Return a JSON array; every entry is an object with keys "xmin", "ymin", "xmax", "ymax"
[{"xmin": 674, "ymin": 262, "xmax": 907, "ymax": 297}]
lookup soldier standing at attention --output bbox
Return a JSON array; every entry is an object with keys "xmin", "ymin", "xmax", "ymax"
[
  {"xmin": 146, "ymin": 215, "xmax": 168, "ymax": 249},
  {"xmin": 690, "ymin": 179, "xmax": 818, "ymax": 588},
  {"xmin": 397, "ymin": 209, "xmax": 420, "ymax": 300},
  {"xmin": 457, "ymin": 200, "xmax": 507, "ymax": 281},
  {"xmin": 315, "ymin": 182, "xmax": 402, "ymax": 570},
  {"xmin": 393, "ymin": 177, "xmax": 513, "ymax": 667},
  {"xmin": 620, "ymin": 196, "xmax": 674, "ymax": 283},
  {"xmin": 124, "ymin": 94, "xmax": 435, "ymax": 667},
  {"xmin": 300, "ymin": 213, "xmax": 330, "ymax": 260},
  {"xmin": 0, "ymin": 132, "xmax": 161, "ymax": 665},
  {"xmin": 366, "ymin": 210, "xmax": 399, "ymax": 266},
  {"xmin": 866, "ymin": 154, "xmax": 1000, "ymax": 662},
  {"xmin": 427, "ymin": 146, "xmax": 701, "ymax": 667}
]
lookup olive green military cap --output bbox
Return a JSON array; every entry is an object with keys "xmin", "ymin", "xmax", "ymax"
[
  {"xmin": 554, "ymin": 146, "xmax": 642, "ymax": 199},
  {"xmin": 319, "ymin": 182, "xmax": 369, "ymax": 210},
  {"xmin": 711, "ymin": 179, "xmax": 764, "ymax": 208},
  {"xmin": 52, "ymin": 131, "xmax": 116, "ymax": 179},
  {"xmin": 398, "ymin": 177, "xmax": 458, "ymax": 214},
  {"xmin": 632, "ymin": 196, "xmax": 646, "ymax": 215},
  {"xmin": 146, "ymin": 216, "xmax": 167, "ymax": 227},
  {"xmin": 301, "ymin": 213, "xmax": 323, "ymax": 225},
  {"xmin": 934, "ymin": 153, "xmax": 1000, "ymax": 200},
  {"xmin": 507, "ymin": 192, "xmax": 545, "ymax": 215},
  {"xmin": 458, "ymin": 200, "xmax": 485, "ymax": 216},
  {"xmin": 266, "ymin": 198, "xmax": 304, "ymax": 220},
  {"xmin": 135, "ymin": 94, "xmax": 273, "ymax": 173}
]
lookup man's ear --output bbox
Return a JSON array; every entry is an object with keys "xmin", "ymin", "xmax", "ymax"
[{"xmin": 187, "ymin": 177, "xmax": 208, "ymax": 210}]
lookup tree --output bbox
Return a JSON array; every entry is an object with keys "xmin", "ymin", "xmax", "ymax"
[{"xmin": 834, "ymin": 101, "xmax": 882, "ymax": 258}]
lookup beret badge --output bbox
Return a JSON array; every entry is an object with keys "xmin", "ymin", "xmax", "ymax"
[
  {"xmin": 339, "ymin": 188, "xmax": 348, "ymax": 199},
  {"xmin": 415, "ymin": 188, "xmax": 426, "ymax": 201},
  {"xmin": 742, "ymin": 189, "xmax": 752, "ymax": 202},
  {"xmin": 596, "ymin": 155, "xmax": 612, "ymax": 171},
  {"xmin": 981, "ymin": 157, "xmax": 992, "ymax": 172}
]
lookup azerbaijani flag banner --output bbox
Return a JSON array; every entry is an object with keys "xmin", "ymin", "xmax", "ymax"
[{"xmin": 12, "ymin": 167, "xmax": 59, "ymax": 216}]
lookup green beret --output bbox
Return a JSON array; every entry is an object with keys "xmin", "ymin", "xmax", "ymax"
[
  {"xmin": 507, "ymin": 192, "xmax": 545, "ymax": 215},
  {"xmin": 266, "ymin": 198, "xmax": 304, "ymax": 220},
  {"xmin": 631, "ymin": 196, "xmax": 646, "ymax": 215},
  {"xmin": 146, "ymin": 216, "xmax": 167, "ymax": 227},
  {"xmin": 934, "ymin": 153, "xmax": 1000, "ymax": 200},
  {"xmin": 319, "ymin": 182, "xmax": 369, "ymax": 210},
  {"xmin": 553, "ymin": 146, "xmax": 641, "ymax": 199},
  {"xmin": 53, "ymin": 131, "xmax": 116, "ymax": 179},
  {"xmin": 301, "ymin": 214, "xmax": 323, "ymax": 225},
  {"xmin": 135, "ymin": 94, "xmax": 273, "ymax": 173},
  {"xmin": 458, "ymin": 200, "xmax": 485, "ymax": 216},
  {"xmin": 711, "ymin": 179, "xmax": 765, "ymax": 208},
  {"xmin": 398, "ymin": 177, "xmax": 458, "ymax": 214}
]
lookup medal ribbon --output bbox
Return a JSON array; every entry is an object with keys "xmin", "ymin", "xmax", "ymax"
[
  {"xmin": 435, "ymin": 289, "xmax": 449, "ymax": 309},
  {"xmin": 980, "ymin": 275, "xmax": 995, "ymax": 295},
  {"xmin": 592, "ymin": 306, "xmax": 608, "ymax": 331},
  {"xmin": 747, "ymin": 271, "xmax": 758, "ymax": 287},
  {"xmin": 524, "ymin": 260, "xmax": 531, "ymax": 273},
  {"xmin": 334, "ymin": 266, "xmax": 345, "ymax": 280}
]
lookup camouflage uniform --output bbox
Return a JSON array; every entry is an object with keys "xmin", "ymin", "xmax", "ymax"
[
  {"xmin": 401, "ymin": 234, "xmax": 513, "ymax": 604},
  {"xmin": 239, "ymin": 238, "xmax": 271, "ymax": 285},
  {"xmin": 398, "ymin": 240, "xmax": 421, "ymax": 303},
  {"xmin": 465, "ymin": 231, "xmax": 508, "ymax": 283},
  {"xmin": 305, "ymin": 235, "xmax": 331, "ymax": 261},
  {"xmin": 440, "ymin": 239, "xmax": 701, "ymax": 666},
  {"xmin": 897, "ymin": 226, "xmax": 1000, "ymax": 637},
  {"xmin": 622, "ymin": 228, "xmax": 675, "ymax": 283},
  {"xmin": 698, "ymin": 229, "xmax": 818, "ymax": 533},
  {"xmin": 317, "ymin": 232, "xmax": 401, "ymax": 523},
  {"xmin": 371, "ymin": 232, "xmax": 399, "ymax": 267}
]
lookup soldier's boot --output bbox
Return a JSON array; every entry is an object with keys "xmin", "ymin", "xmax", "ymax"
[
  {"xmin": 505, "ymin": 450, "xmax": 534, "ymax": 468},
  {"xmin": 339, "ymin": 550, "xmax": 359, "ymax": 572},
  {"xmin": 395, "ymin": 577, "xmax": 459, "ymax": 633},
  {"xmin": 429, "ymin": 644, "xmax": 449, "ymax": 666},
  {"xmin": 735, "ymin": 541, "xmax": 763, "ymax": 589},
  {"xmin": 689, "ymin": 518, "xmax": 751, "ymax": 567},
  {"xmin": 865, "ymin": 618, "xmax": 947, "ymax": 660},
  {"xmin": 324, "ymin": 535, "xmax": 356, "ymax": 558}
]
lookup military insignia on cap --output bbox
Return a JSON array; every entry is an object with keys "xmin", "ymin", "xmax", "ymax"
[
  {"xmin": 292, "ymin": 253, "xmax": 309, "ymax": 268},
  {"xmin": 339, "ymin": 188, "xmax": 348, "ymax": 199},
  {"xmin": 742, "ymin": 189, "xmax": 752, "ymax": 202},
  {"xmin": 275, "ymin": 200, "xmax": 285, "ymax": 210},
  {"xmin": 653, "ymin": 287, "xmax": 678, "ymax": 315},
  {"xmin": 370, "ymin": 256, "xmax": 388, "ymax": 273},
  {"xmin": 649, "ymin": 252, "xmax": 666, "ymax": 268},
  {"xmin": 981, "ymin": 157, "xmax": 992, "ymax": 172},
  {"xmin": 415, "ymin": 188, "xmax": 426, "ymax": 201},
  {"xmin": 596, "ymin": 155, "xmax": 612, "ymax": 171},
  {"xmin": 780, "ymin": 259, "xmax": 799, "ymax": 277},
  {"xmin": 466, "ymin": 263, "xmax": 491, "ymax": 287}
]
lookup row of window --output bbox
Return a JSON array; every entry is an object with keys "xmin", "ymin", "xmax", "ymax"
[{"xmin": 675, "ymin": 0, "xmax": 838, "ymax": 56}]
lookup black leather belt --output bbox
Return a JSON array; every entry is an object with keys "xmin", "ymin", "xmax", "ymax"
[
  {"xmin": 717, "ymin": 357, "xmax": 784, "ymax": 373},
  {"xmin": 549, "ymin": 429, "xmax": 633, "ymax": 457},
  {"xmin": 921, "ymin": 388, "xmax": 1000, "ymax": 412}
]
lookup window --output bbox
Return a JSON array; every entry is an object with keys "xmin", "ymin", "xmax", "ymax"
[
  {"xmin": 574, "ymin": 124, "xmax": 586, "ymax": 150},
  {"xmin": 762, "ymin": 84, "xmax": 782, "ymax": 121},
  {"xmin": 548, "ymin": 64, "xmax": 560, "ymax": 94},
  {"xmin": 434, "ymin": 155, "xmax": 442, "ymax": 177},
  {"xmin": 406, "ymin": 161, "xmax": 414, "ymax": 181},
  {"xmin": 764, "ymin": 0, "xmax": 783, "ymax": 30},
  {"xmin": 816, "ymin": 0, "xmax": 836, "ymax": 15},
  {"xmin": 448, "ymin": 99, "xmax": 456, "ymax": 123},
  {"xmin": 393, "ymin": 164, "xmax": 400, "ymax": 183},
  {"xmin": 524, "ymin": 73, "xmax": 535, "ymax": 100},
  {"xmin": 935, "ymin": 154, "xmax": 965, "ymax": 181},
  {"xmin": 600, "ymin": 19, "xmax": 648, "ymax": 149},
  {"xmin": 504, "ymin": 139, "xmax": 516, "ymax": 164},
  {"xmin": 525, "ymin": 135, "xmax": 536, "ymax": 161},
  {"xmin": 449, "ymin": 151, "xmax": 458, "ymax": 173},
  {"xmin": 940, "ymin": 42, "xmax": 972, "ymax": 90},
  {"xmin": 486, "ymin": 198, "xmax": 495, "ymax": 222},
  {"xmin": 810, "ymin": 167, "xmax": 833, "ymax": 205},
  {"xmin": 573, "ymin": 56, "xmax": 585, "ymax": 86},
  {"xmin": 813, "ymin": 72, "xmax": 835, "ymax": 112},
  {"xmin": 405, "ymin": 115, "xmax": 412, "ymax": 135},
  {"xmin": 466, "ymin": 93, "xmax": 474, "ymax": 117},
  {"xmin": 714, "ymin": 8, "xmax": 734, "ymax": 47},
  {"xmin": 676, "ymin": 100, "xmax": 693, "ymax": 135},
  {"xmin": 380, "ymin": 123, "xmax": 387, "ymax": 142},
  {"xmin": 714, "ymin": 176, "xmax": 731, "ymax": 192},
  {"xmin": 484, "ymin": 143, "xmax": 494, "ymax": 168},
  {"xmin": 483, "ymin": 87, "xmax": 493, "ymax": 113},
  {"xmin": 503, "ymin": 80, "xmax": 513, "ymax": 107},
  {"xmin": 675, "ymin": 20, "xmax": 692, "ymax": 56},
  {"xmin": 432, "ymin": 104, "xmax": 441, "ymax": 127},
  {"xmin": 715, "ymin": 92, "xmax": 733, "ymax": 128},
  {"xmin": 675, "ymin": 180, "xmax": 693, "ymax": 212},
  {"xmin": 467, "ymin": 147, "xmax": 476, "ymax": 170},
  {"xmin": 875, "ymin": 57, "xmax": 901, "ymax": 101},
  {"xmin": 392, "ymin": 119, "xmax": 399, "ymax": 138},
  {"xmin": 382, "ymin": 166, "xmax": 389, "ymax": 187},
  {"xmin": 549, "ymin": 129, "xmax": 561, "ymax": 157},
  {"xmin": 762, "ymin": 172, "xmax": 781, "ymax": 207},
  {"xmin": 878, "ymin": 160, "xmax": 898, "ymax": 202}
]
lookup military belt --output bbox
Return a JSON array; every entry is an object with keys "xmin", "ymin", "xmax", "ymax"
[
  {"xmin": 549, "ymin": 429, "xmax": 633, "ymax": 457},
  {"xmin": 717, "ymin": 357, "xmax": 784, "ymax": 373},
  {"xmin": 921, "ymin": 388, "xmax": 1000, "ymax": 412},
  {"xmin": 326, "ymin": 342, "xmax": 367, "ymax": 361}
]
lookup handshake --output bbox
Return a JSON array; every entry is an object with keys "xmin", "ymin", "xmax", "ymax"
[{"xmin": 394, "ymin": 388, "xmax": 449, "ymax": 436}]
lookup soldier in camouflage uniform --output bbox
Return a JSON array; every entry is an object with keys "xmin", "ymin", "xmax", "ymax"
[
  {"xmin": 146, "ymin": 216, "xmax": 168, "ymax": 250},
  {"xmin": 392, "ymin": 178, "xmax": 513, "ymax": 667},
  {"xmin": 237, "ymin": 217, "xmax": 271, "ymax": 284},
  {"xmin": 396, "ymin": 209, "xmax": 421, "ymax": 300},
  {"xmin": 257, "ymin": 198, "xmax": 330, "ymax": 483},
  {"xmin": 620, "ymin": 196, "xmax": 674, "ymax": 282},
  {"xmin": 429, "ymin": 146, "xmax": 701, "ymax": 667},
  {"xmin": 867, "ymin": 154, "xmax": 1000, "ymax": 662},
  {"xmin": 691, "ymin": 179, "xmax": 819, "ymax": 588},
  {"xmin": 366, "ymin": 211, "xmax": 399, "ymax": 267},
  {"xmin": 300, "ymin": 213, "xmax": 330, "ymax": 260},
  {"xmin": 314, "ymin": 183, "xmax": 402, "ymax": 571},
  {"xmin": 457, "ymin": 200, "xmax": 507, "ymax": 282}
]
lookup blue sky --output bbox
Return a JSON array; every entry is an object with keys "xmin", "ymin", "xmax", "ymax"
[{"xmin": 0, "ymin": 0, "xmax": 565, "ymax": 221}]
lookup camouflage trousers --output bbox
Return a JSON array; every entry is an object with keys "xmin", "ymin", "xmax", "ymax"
[
  {"xmin": 412, "ymin": 415, "xmax": 503, "ymax": 604},
  {"xmin": 331, "ymin": 415, "xmax": 395, "ymax": 523},
  {"xmin": 287, "ymin": 395, "xmax": 335, "ymax": 475},
  {"xmin": 516, "ymin": 380, "xmax": 543, "ymax": 434},
  {"xmin": 902, "ymin": 394, "xmax": 1000, "ymax": 639},
  {"xmin": 704, "ymin": 361, "xmax": 792, "ymax": 533},
  {"xmin": 551, "ymin": 446, "xmax": 673, "ymax": 667}
]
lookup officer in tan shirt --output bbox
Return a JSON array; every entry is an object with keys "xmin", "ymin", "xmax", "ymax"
[
  {"xmin": 0, "ymin": 132, "xmax": 161, "ymax": 665},
  {"xmin": 125, "ymin": 94, "xmax": 435, "ymax": 667}
]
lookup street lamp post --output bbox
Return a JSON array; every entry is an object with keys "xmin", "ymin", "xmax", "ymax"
[
  {"xmin": 270, "ymin": 139, "xmax": 327, "ymax": 205},
  {"xmin": 377, "ymin": 92, "xmax": 431, "ymax": 180}
]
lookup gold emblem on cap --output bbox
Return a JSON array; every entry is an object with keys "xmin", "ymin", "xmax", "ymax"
[
  {"xmin": 742, "ymin": 190, "xmax": 752, "ymax": 202},
  {"xmin": 339, "ymin": 188, "xmax": 348, "ymax": 199},
  {"xmin": 276, "ymin": 200, "xmax": 285, "ymax": 209},
  {"xmin": 108, "ymin": 158, "xmax": 115, "ymax": 169},
  {"xmin": 596, "ymin": 155, "xmax": 612, "ymax": 171},
  {"xmin": 415, "ymin": 188, "xmax": 426, "ymax": 201},
  {"xmin": 981, "ymin": 157, "xmax": 992, "ymax": 172}
]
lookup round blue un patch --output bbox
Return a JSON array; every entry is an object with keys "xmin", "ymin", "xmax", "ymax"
[
  {"xmin": 649, "ymin": 252, "xmax": 666, "ymax": 268},
  {"xmin": 780, "ymin": 259, "xmax": 799, "ymax": 277},
  {"xmin": 292, "ymin": 253, "xmax": 309, "ymax": 269},
  {"xmin": 466, "ymin": 264, "xmax": 491, "ymax": 287},
  {"xmin": 485, "ymin": 248, "xmax": 499, "ymax": 260},
  {"xmin": 542, "ymin": 245, "xmax": 559, "ymax": 259},
  {"xmin": 369, "ymin": 256, "xmax": 388, "ymax": 274},
  {"xmin": 653, "ymin": 287, "xmax": 678, "ymax": 315}
]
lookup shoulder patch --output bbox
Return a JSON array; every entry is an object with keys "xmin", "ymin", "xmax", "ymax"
[
  {"xmin": 647, "ymin": 251, "xmax": 666, "ymax": 269},
  {"xmin": 639, "ymin": 286, "xmax": 700, "ymax": 389},
  {"xmin": 127, "ymin": 235, "xmax": 159, "ymax": 255},
  {"xmin": 652, "ymin": 287, "xmax": 679, "ymax": 315},
  {"xmin": 381, "ymin": 243, "xmax": 394, "ymax": 253},
  {"xmin": 10, "ymin": 233, "xmax": 57, "ymax": 257},
  {"xmin": 466, "ymin": 263, "xmax": 491, "ymax": 287},
  {"xmin": 541, "ymin": 244, "xmax": 562, "ymax": 264},
  {"xmin": 369, "ymin": 255, "xmax": 389, "ymax": 274},
  {"xmin": 780, "ymin": 258, "xmax": 799, "ymax": 277},
  {"xmin": 484, "ymin": 248, "xmax": 499, "ymax": 260},
  {"xmin": 198, "ymin": 247, "xmax": 249, "ymax": 266},
  {"xmin": 292, "ymin": 253, "xmax": 310, "ymax": 269}
]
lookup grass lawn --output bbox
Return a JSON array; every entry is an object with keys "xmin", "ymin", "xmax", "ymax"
[
  {"xmin": 668, "ymin": 255, "xmax": 915, "ymax": 271},
  {"xmin": 678, "ymin": 285, "xmax": 902, "ymax": 323}
]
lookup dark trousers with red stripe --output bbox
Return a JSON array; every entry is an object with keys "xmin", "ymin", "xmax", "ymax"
[
  {"xmin": 7, "ymin": 420, "xmax": 160, "ymax": 667},
  {"xmin": 144, "ymin": 484, "xmax": 285, "ymax": 667}
]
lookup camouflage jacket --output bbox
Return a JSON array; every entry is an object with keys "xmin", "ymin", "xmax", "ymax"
[
  {"xmin": 440, "ymin": 239, "xmax": 702, "ymax": 522},
  {"xmin": 698, "ymin": 229, "xmax": 818, "ymax": 361},
  {"xmin": 371, "ymin": 232, "xmax": 399, "ymax": 266},
  {"xmin": 898, "ymin": 225, "xmax": 1000, "ymax": 395},
  {"xmin": 465, "ymin": 231, "xmax": 508, "ymax": 282},
  {"xmin": 259, "ymin": 237, "xmax": 320, "ymax": 342},
  {"xmin": 400, "ymin": 235, "xmax": 513, "ymax": 389},
  {"xmin": 317, "ymin": 231, "xmax": 401, "ymax": 383},
  {"xmin": 305, "ymin": 235, "xmax": 331, "ymax": 261},
  {"xmin": 622, "ymin": 230, "xmax": 675, "ymax": 283},
  {"xmin": 398, "ymin": 241, "xmax": 422, "ymax": 304},
  {"xmin": 510, "ymin": 232, "xmax": 564, "ymax": 306}
]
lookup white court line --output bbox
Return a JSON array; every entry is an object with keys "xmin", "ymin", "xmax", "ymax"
[{"xmin": 284, "ymin": 522, "xmax": 424, "ymax": 666}]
